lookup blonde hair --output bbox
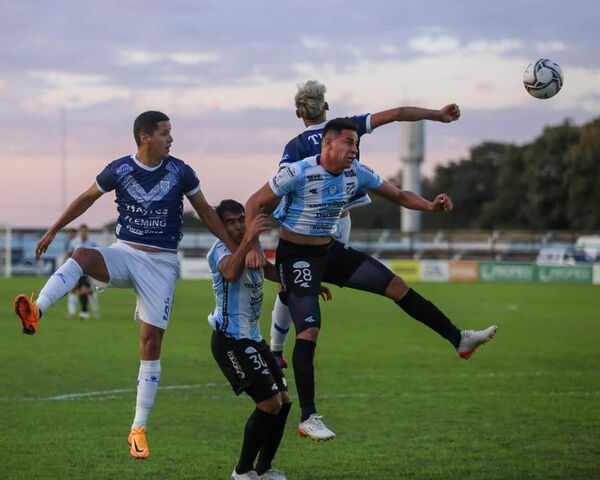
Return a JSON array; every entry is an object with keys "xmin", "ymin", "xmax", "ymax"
[{"xmin": 294, "ymin": 80, "xmax": 327, "ymax": 120}]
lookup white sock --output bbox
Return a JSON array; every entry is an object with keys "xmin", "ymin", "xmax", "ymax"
[
  {"xmin": 270, "ymin": 295, "xmax": 292, "ymax": 352},
  {"xmin": 67, "ymin": 293, "xmax": 78, "ymax": 316},
  {"xmin": 132, "ymin": 360, "xmax": 161, "ymax": 429},
  {"xmin": 89, "ymin": 293, "xmax": 99, "ymax": 314},
  {"xmin": 37, "ymin": 259, "xmax": 83, "ymax": 314}
]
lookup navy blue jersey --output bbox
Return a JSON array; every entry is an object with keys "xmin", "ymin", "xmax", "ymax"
[
  {"xmin": 96, "ymin": 155, "xmax": 200, "ymax": 251},
  {"xmin": 279, "ymin": 114, "xmax": 372, "ymax": 168}
]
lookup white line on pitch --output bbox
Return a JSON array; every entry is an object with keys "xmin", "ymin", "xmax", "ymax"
[{"xmin": 1, "ymin": 384, "xmax": 599, "ymax": 402}]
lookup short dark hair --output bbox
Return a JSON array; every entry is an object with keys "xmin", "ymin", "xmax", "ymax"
[
  {"xmin": 215, "ymin": 199, "xmax": 244, "ymax": 220},
  {"xmin": 79, "ymin": 224, "xmax": 88, "ymax": 230},
  {"xmin": 133, "ymin": 111, "xmax": 170, "ymax": 146},
  {"xmin": 322, "ymin": 117, "xmax": 358, "ymax": 140}
]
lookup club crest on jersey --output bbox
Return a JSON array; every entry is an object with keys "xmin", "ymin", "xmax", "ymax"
[
  {"xmin": 328, "ymin": 185, "xmax": 337, "ymax": 195},
  {"xmin": 159, "ymin": 181, "xmax": 171, "ymax": 195}
]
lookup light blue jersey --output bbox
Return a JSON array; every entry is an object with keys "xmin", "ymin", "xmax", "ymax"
[
  {"xmin": 207, "ymin": 240, "xmax": 264, "ymax": 341},
  {"xmin": 66, "ymin": 237, "xmax": 97, "ymax": 254},
  {"xmin": 269, "ymin": 155, "xmax": 384, "ymax": 236}
]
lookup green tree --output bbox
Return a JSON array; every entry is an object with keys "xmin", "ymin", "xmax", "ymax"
[
  {"xmin": 564, "ymin": 118, "xmax": 600, "ymax": 230},
  {"xmin": 422, "ymin": 142, "xmax": 507, "ymax": 229},
  {"xmin": 521, "ymin": 120, "xmax": 579, "ymax": 229}
]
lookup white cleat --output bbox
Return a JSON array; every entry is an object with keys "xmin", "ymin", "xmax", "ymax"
[
  {"xmin": 259, "ymin": 469, "xmax": 287, "ymax": 480},
  {"xmin": 458, "ymin": 325, "xmax": 498, "ymax": 359},
  {"xmin": 231, "ymin": 469, "xmax": 260, "ymax": 480},
  {"xmin": 297, "ymin": 414, "xmax": 336, "ymax": 441}
]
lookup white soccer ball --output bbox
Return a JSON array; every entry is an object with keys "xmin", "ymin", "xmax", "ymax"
[{"xmin": 523, "ymin": 59, "xmax": 564, "ymax": 99}]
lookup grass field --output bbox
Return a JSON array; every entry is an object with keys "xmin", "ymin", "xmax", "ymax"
[{"xmin": 1, "ymin": 277, "xmax": 599, "ymax": 479}]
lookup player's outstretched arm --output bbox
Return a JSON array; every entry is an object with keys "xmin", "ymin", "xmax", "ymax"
[
  {"xmin": 187, "ymin": 190, "xmax": 238, "ymax": 253},
  {"xmin": 35, "ymin": 183, "xmax": 103, "ymax": 260},
  {"xmin": 245, "ymin": 183, "xmax": 282, "ymax": 227},
  {"xmin": 370, "ymin": 104, "xmax": 460, "ymax": 129},
  {"xmin": 371, "ymin": 180, "xmax": 453, "ymax": 212},
  {"xmin": 218, "ymin": 214, "xmax": 271, "ymax": 282}
]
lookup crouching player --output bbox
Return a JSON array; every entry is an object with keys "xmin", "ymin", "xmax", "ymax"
[{"xmin": 208, "ymin": 200, "xmax": 331, "ymax": 479}]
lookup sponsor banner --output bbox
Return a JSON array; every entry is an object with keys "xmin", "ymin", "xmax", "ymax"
[
  {"xmin": 537, "ymin": 265, "xmax": 592, "ymax": 284},
  {"xmin": 479, "ymin": 262, "xmax": 535, "ymax": 282},
  {"xmin": 594, "ymin": 264, "xmax": 600, "ymax": 285},
  {"xmin": 389, "ymin": 260, "xmax": 420, "ymax": 282},
  {"xmin": 180, "ymin": 258, "xmax": 211, "ymax": 279},
  {"xmin": 449, "ymin": 261, "xmax": 479, "ymax": 282},
  {"xmin": 420, "ymin": 260, "xmax": 449, "ymax": 282}
]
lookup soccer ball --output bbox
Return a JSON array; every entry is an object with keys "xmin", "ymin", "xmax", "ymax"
[{"xmin": 523, "ymin": 59, "xmax": 564, "ymax": 99}]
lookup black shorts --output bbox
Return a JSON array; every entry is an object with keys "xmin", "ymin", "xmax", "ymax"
[
  {"xmin": 276, "ymin": 238, "xmax": 395, "ymax": 332},
  {"xmin": 276, "ymin": 238, "xmax": 391, "ymax": 296},
  {"xmin": 211, "ymin": 330, "xmax": 287, "ymax": 404}
]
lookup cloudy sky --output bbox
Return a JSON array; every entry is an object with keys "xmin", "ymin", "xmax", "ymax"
[{"xmin": 1, "ymin": 0, "xmax": 599, "ymax": 228}]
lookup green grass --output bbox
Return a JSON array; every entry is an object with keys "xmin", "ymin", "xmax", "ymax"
[{"xmin": 1, "ymin": 277, "xmax": 599, "ymax": 479}]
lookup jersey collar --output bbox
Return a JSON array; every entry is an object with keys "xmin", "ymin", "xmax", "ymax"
[
  {"xmin": 304, "ymin": 120, "xmax": 327, "ymax": 132},
  {"xmin": 131, "ymin": 154, "xmax": 165, "ymax": 172}
]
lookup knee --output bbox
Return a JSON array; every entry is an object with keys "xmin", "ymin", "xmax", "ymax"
[
  {"xmin": 296, "ymin": 327, "xmax": 319, "ymax": 342},
  {"xmin": 258, "ymin": 393, "xmax": 282, "ymax": 415},
  {"xmin": 384, "ymin": 276, "xmax": 410, "ymax": 301},
  {"xmin": 71, "ymin": 248, "xmax": 93, "ymax": 269}
]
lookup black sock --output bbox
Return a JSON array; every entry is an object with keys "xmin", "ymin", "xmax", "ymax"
[
  {"xmin": 236, "ymin": 408, "xmax": 277, "ymax": 474},
  {"xmin": 292, "ymin": 339, "xmax": 317, "ymax": 422},
  {"xmin": 79, "ymin": 294, "xmax": 89, "ymax": 312},
  {"xmin": 255, "ymin": 402, "xmax": 292, "ymax": 475},
  {"xmin": 395, "ymin": 288, "xmax": 462, "ymax": 348}
]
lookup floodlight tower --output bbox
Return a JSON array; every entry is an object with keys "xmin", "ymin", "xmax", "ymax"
[{"xmin": 400, "ymin": 121, "xmax": 424, "ymax": 232}]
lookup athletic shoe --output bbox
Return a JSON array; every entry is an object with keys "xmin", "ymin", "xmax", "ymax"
[
  {"xmin": 128, "ymin": 427, "xmax": 149, "ymax": 459},
  {"xmin": 259, "ymin": 469, "xmax": 287, "ymax": 480},
  {"xmin": 14, "ymin": 294, "xmax": 40, "ymax": 335},
  {"xmin": 297, "ymin": 414, "xmax": 336, "ymax": 441},
  {"xmin": 231, "ymin": 469, "xmax": 260, "ymax": 479},
  {"xmin": 457, "ymin": 325, "xmax": 498, "ymax": 359},
  {"xmin": 78, "ymin": 311, "xmax": 90, "ymax": 320},
  {"xmin": 272, "ymin": 351, "xmax": 288, "ymax": 369}
]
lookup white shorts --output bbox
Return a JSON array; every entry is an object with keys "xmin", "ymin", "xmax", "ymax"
[
  {"xmin": 333, "ymin": 214, "xmax": 352, "ymax": 244},
  {"xmin": 94, "ymin": 241, "xmax": 180, "ymax": 330}
]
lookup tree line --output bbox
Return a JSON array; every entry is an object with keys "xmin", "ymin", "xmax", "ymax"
[{"xmin": 351, "ymin": 117, "xmax": 600, "ymax": 231}]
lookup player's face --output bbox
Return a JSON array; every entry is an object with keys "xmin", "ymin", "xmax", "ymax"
[
  {"xmin": 146, "ymin": 121, "xmax": 173, "ymax": 159},
  {"xmin": 79, "ymin": 227, "xmax": 88, "ymax": 240},
  {"xmin": 330, "ymin": 130, "xmax": 359, "ymax": 170},
  {"xmin": 221, "ymin": 211, "xmax": 246, "ymax": 244}
]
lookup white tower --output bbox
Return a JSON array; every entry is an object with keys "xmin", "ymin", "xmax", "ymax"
[{"xmin": 400, "ymin": 121, "xmax": 424, "ymax": 232}]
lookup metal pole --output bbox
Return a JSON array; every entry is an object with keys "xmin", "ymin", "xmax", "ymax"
[{"xmin": 60, "ymin": 107, "xmax": 67, "ymax": 210}]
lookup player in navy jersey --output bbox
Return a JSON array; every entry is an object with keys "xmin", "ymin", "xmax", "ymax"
[
  {"xmin": 13, "ymin": 111, "xmax": 243, "ymax": 459},
  {"xmin": 270, "ymin": 79, "xmax": 461, "ymax": 369},
  {"xmin": 208, "ymin": 200, "xmax": 327, "ymax": 480},
  {"xmin": 247, "ymin": 118, "xmax": 497, "ymax": 440}
]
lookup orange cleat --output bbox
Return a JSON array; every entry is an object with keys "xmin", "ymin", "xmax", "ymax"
[
  {"xmin": 128, "ymin": 427, "xmax": 150, "ymax": 459},
  {"xmin": 14, "ymin": 294, "xmax": 40, "ymax": 335}
]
